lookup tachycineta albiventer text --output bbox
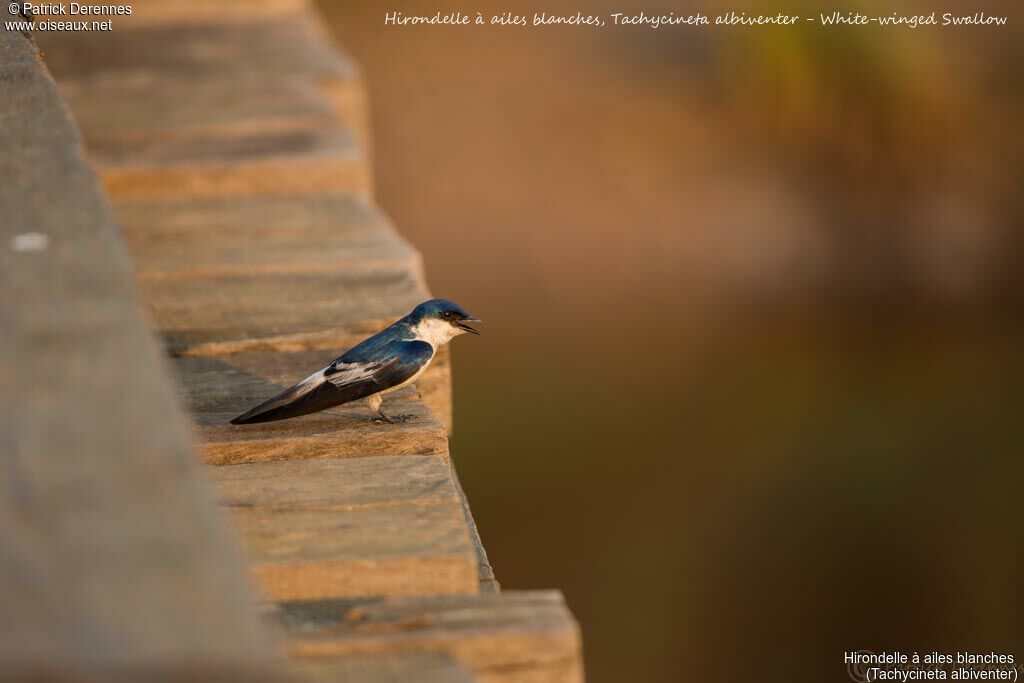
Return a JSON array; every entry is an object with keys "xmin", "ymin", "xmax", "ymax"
[{"xmin": 231, "ymin": 299, "xmax": 480, "ymax": 425}]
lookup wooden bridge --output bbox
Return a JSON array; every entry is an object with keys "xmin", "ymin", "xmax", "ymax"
[{"xmin": 1, "ymin": 1, "xmax": 582, "ymax": 680}]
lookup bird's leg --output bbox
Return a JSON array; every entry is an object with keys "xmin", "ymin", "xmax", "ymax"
[
  {"xmin": 366, "ymin": 393, "xmax": 412, "ymax": 424},
  {"xmin": 365, "ymin": 393, "xmax": 391, "ymax": 423}
]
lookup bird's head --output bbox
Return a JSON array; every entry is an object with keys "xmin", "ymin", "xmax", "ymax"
[{"xmin": 408, "ymin": 299, "xmax": 481, "ymax": 345}]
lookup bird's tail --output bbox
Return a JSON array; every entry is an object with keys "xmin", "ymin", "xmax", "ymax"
[{"xmin": 230, "ymin": 373, "xmax": 344, "ymax": 424}]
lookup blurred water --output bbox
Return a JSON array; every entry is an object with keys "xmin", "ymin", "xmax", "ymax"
[{"xmin": 317, "ymin": 2, "xmax": 1023, "ymax": 680}]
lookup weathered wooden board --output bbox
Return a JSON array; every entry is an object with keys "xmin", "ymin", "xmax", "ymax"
[
  {"xmin": 38, "ymin": 12, "xmax": 370, "ymax": 200},
  {"xmin": 0, "ymin": 15, "xmax": 276, "ymax": 675},
  {"xmin": 174, "ymin": 350, "xmax": 449, "ymax": 465},
  {"xmin": 114, "ymin": 194, "xmax": 417, "ymax": 278},
  {"xmin": 59, "ymin": 74, "xmax": 341, "ymax": 142},
  {"xmin": 44, "ymin": 4, "xmax": 371, "ymax": 150},
  {"xmin": 141, "ymin": 266, "xmax": 421, "ymax": 349},
  {"xmin": 216, "ymin": 457, "xmax": 479, "ymax": 600},
  {"xmin": 60, "ymin": 74, "xmax": 369, "ymax": 156},
  {"xmin": 96, "ymin": 124, "xmax": 369, "ymax": 200},
  {"xmin": 294, "ymin": 651, "xmax": 474, "ymax": 683},
  {"xmin": 88, "ymin": 123, "xmax": 355, "ymax": 169},
  {"xmin": 37, "ymin": 14, "xmax": 352, "ymax": 81},
  {"xmin": 215, "ymin": 456, "xmax": 458, "ymax": 509},
  {"xmin": 237, "ymin": 513, "xmax": 476, "ymax": 600},
  {"xmin": 280, "ymin": 592, "xmax": 583, "ymax": 683},
  {"xmin": 51, "ymin": 57, "xmax": 368, "ymax": 152}
]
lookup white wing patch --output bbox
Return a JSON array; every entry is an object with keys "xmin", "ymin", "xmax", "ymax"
[{"xmin": 321, "ymin": 361, "xmax": 382, "ymax": 389}]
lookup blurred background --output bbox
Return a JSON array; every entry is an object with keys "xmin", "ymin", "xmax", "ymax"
[{"xmin": 317, "ymin": 1, "xmax": 1022, "ymax": 680}]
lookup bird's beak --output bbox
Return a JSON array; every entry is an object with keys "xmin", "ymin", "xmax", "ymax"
[{"xmin": 455, "ymin": 315, "xmax": 481, "ymax": 335}]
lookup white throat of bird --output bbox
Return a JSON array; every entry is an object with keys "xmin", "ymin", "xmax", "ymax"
[{"xmin": 412, "ymin": 318, "xmax": 464, "ymax": 348}]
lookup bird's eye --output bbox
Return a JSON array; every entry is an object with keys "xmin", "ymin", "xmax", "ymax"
[{"xmin": 442, "ymin": 311, "xmax": 451, "ymax": 318}]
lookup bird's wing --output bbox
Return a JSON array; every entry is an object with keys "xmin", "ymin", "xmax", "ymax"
[{"xmin": 231, "ymin": 340, "xmax": 433, "ymax": 425}]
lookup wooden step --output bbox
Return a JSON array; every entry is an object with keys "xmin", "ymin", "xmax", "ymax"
[
  {"xmin": 114, "ymin": 195, "xmax": 416, "ymax": 279},
  {"xmin": 38, "ymin": 10, "xmax": 366, "ymax": 141},
  {"xmin": 95, "ymin": 124, "xmax": 368, "ymax": 200},
  {"xmin": 38, "ymin": 13, "xmax": 370, "ymax": 199},
  {"xmin": 174, "ymin": 350, "xmax": 449, "ymax": 465},
  {"xmin": 139, "ymin": 264, "xmax": 424, "ymax": 352},
  {"xmin": 279, "ymin": 592, "xmax": 583, "ymax": 683},
  {"xmin": 38, "ymin": 13, "xmax": 351, "ymax": 81},
  {"xmin": 295, "ymin": 651, "xmax": 474, "ymax": 683},
  {"xmin": 59, "ymin": 74, "xmax": 338, "ymax": 142},
  {"xmin": 214, "ymin": 457, "xmax": 480, "ymax": 600}
]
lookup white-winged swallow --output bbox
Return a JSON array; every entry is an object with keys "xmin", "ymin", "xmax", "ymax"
[{"xmin": 231, "ymin": 299, "xmax": 480, "ymax": 425}]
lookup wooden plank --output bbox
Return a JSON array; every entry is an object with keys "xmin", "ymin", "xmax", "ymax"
[
  {"xmin": 215, "ymin": 457, "xmax": 479, "ymax": 600},
  {"xmin": 235, "ymin": 509, "xmax": 476, "ymax": 601},
  {"xmin": 142, "ymin": 267, "xmax": 423, "ymax": 351},
  {"xmin": 59, "ymin": 74, "xmax": 341, "ymax": 142},
  {"xmin": 59, "ymin": 70, "xmax": 370, "ymax": 150},
  {"xmin": 88, "ymin": 124, "xmax": 355, "ymax": 168},
  {"xmin": 114, "ymin": 195, "xmax": 416, "ymax": 278},
  {"xmin": 95, "ymin": 124, "xmax": 368, "ymax": 200},
  {"xmin": 37, "ymin": 14, "xmax": 352, "ymax": 81},
  {"xmin": 294, "ymin": 651, "xmax": 474, "ymax": 683},
  {"xmin": 45, "ymin": 4, "xmax": 370, "ymax": 149},
  {"xmin": 57, "ymin": 80, "xmax": 368, "ymax": 201},
  {"xmin": 38, "ymin": 13, "xmax": 370, "ymax": 200},
  {"xmin": 280, "ymin": 592, "xmax": 583, "ymax": 683},
  {"xmin": 174, "ymin": 350, "xmax": 449, "ymax": 465},
  {"xmin": 0, "ymin": 13, "xmax": 276, "ymax": 674},
  {"xmin": 215, "ymin": 457, "xmax": 459, "ymax": 509}
]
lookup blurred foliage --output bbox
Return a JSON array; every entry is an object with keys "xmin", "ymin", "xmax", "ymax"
[{"xmin": 712, "ymin": 0, "xmax": 1023, "ymax": 301}]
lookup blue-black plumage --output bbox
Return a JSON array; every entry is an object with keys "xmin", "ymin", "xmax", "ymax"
[{"xmin": 230, "ymin": 299, "xmax": 480, "ymax": 425}]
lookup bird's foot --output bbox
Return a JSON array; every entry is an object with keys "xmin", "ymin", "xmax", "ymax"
[{"xmin": 374, "ymin": 413, "xmax": 413, "ymax": 424}]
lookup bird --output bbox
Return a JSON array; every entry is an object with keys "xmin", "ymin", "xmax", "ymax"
[{"xmin": 230, "ymin": 299, "xmax": 480, "ymax": 425}]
